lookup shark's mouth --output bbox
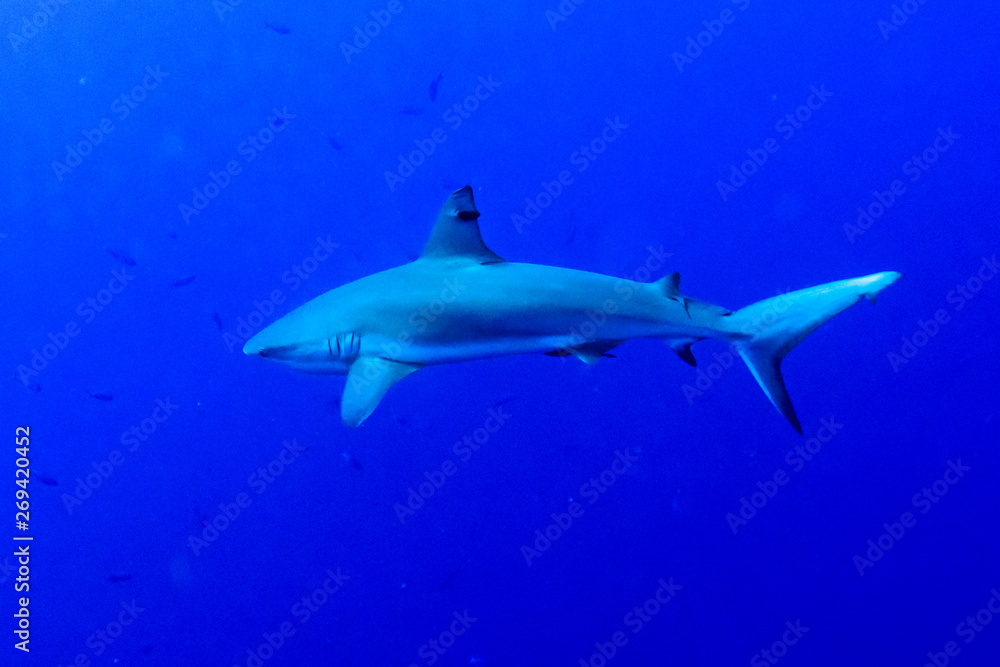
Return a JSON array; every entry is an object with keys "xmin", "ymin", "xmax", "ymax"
[
  {"xmin": 256, "ymin": 333, "xmax": 362, "ymax": 363},
  {"xmin": 257, "ymin": 344, "xmax": 297, "ymax": 358}
]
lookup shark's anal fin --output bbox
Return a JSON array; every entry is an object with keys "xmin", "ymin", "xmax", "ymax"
[
  {"xmin": 422, "ymin": 185, "xmax": 504, "ymax": 264},
  {"xmin": 342, "ymin": 358, "xmax": 422, "ymax": 427},
  {"xmin": 671, "ymin": 340, "xmax": 698, "ymax": 367}
]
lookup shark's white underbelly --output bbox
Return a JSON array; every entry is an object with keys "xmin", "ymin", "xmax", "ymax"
[
  {"xmin": 360, "ymin": 333, "xmax": 580, "ymax": 365},
  {"xmin": 361, "ymin": 309, "xmax": 669, "ymax": 365}
]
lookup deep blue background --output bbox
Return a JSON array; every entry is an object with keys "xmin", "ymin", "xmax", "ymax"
[{"xmin": 2, "ymin": 0, "xmax": 998, "ymax": 665}]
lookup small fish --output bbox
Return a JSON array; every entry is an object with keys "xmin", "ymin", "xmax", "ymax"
[
  {"xmin": 429, "ymin": 73, "xmax": 443, "ymax": 101},
  {"xmin": 265, "ymin": 22, "xmax": 290, "ymax": 34},
  {"xmin": 34, "ymin": 472, "xmax": 58, "ymax": 487},
  {"xmin": 89, "ymin": 392, "xmax": 114, "ymax": 402},
  {"xmin": 492, "ymin": 395, "xmax": 516, "ymax": 409},
  {"xmin": 106, "ymin": 247, "xmax": 136, "ymax": 266},
  {"xmin": 438, "ymin": 566, "xmax": 461, "ymax": 591},
  {"xmin": 212, "ymin": 311, "xmax": 223, "ymax": 332},
  {"xmin": 340, "ymin": 451, "xmax": 363, "ymax": 472},
  {"xmin": 25, "ymin": 383, "xmax": 41, "ymax": 393},
  {"xmin": 106, "ymin": 571, "xmax": 132, "ymax": 583},
  {"xmin": 170, "ymin": 275, "xmax": 196, "ymax": 287},
  {"xmin": 563, "ymin": 225, "xmax": 577, "ymax": 247},
  {"xmin": 399, "ymin": 106, "xmax": 424, "ymax": 116},
  {"xmin": 328, "ymin": 137, "xmax": 342, "ymax": 151}
]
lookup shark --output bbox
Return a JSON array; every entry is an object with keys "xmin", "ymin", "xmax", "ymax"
[{"xmin": 244, "ymin": 185, "xmax": 901, "ymax": 431}]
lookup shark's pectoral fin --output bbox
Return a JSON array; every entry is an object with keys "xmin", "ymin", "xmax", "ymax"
[{"xmin": 341, "ymin": 358, "xmax": 422, "ymax": 427}]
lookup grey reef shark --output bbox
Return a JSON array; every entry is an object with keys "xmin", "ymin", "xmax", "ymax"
[{"xmin": 245, "ymin": 186, "xmax": 901, "ymax": 431}]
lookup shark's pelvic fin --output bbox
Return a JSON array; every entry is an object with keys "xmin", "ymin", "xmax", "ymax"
[
  {"xmin": 342, "ymin": 358, "xmax": 422, "ymax": 427},
  {"xmin": 545, "ymin": 341, "xmax": 623, "ymax": 364},
  {"xmin": 572, "ymin": 341, "xmax": 623, "ymax": 364},
  {"xmin": 421, "ymin": 185, "xmax": 505, "ymax": 264}
]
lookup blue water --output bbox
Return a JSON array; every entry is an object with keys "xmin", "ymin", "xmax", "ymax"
[{"xmin": 3, "ymin": 1, "xmax": 998, "ymax": 665}]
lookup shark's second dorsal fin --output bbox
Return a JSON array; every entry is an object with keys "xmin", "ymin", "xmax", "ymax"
[
  {"xmin": 656, "ymin": 272, "xmax": 690, "ymax": 317},
  {"xmin": 422, "ymin": 185, "xmax": 504, "ymax": 264}
]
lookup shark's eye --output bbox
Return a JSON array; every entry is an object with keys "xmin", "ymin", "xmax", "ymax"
[{"xmin": 457, "ymin": 209, "xmax": 480, "ymax": 221}]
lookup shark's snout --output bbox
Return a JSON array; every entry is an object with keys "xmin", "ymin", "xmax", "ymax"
[{"xmin": 244, "ymin": 328, "xmax": 361, "ymax": 376}]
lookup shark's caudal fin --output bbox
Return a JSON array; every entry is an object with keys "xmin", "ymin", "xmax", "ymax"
[{"xmin": 726, "ymin": 271, "xmax": 902, "ymax": 433}]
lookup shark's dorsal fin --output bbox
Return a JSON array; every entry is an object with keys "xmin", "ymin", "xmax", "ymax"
[
  {"xmin": 342, "ymin": 358, "xmax": 422, "ymax": 427},
  {"xmin": 422, "ymin": 185, "xmax": 504, "ymax": 264}
]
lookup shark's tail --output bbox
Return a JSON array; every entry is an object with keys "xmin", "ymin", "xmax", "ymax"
[{"xmin": 723, "ymin": 271, "xmax": 902, "ymax": 433}]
